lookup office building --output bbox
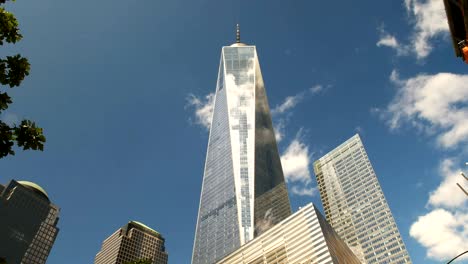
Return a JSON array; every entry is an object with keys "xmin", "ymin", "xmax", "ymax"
[
  {"xmin": 0, "ymin": 180, "xmax": 60, "ymax": 264},
  {"xmin": 313, "ymin": 134, "xmax": 412, "ymax": 264},
  {"xmin": 217, "ymin": 203, "xmax": 361, "ymax": 264},
  {"xmin": 192, "ymin": 26, "xmax": 292, "ymax": 264},
  {"xmin": 94, "ymin": 221, "xmax": 168, "ymax": 264}
]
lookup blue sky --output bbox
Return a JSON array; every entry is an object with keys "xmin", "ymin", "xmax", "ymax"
[{"xmin": 1, "ymin": 0, "xmax": 467, "ymax": 263}]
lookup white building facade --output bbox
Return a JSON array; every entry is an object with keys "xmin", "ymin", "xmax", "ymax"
[{"xmin": 217, "ymin": 203, "xmax": 361, "ymax": 264}]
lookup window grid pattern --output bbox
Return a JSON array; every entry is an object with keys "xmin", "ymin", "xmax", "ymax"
[
  {"xmin": 314, "ymin": 134, "xmax": 412, "ymax": 264},
  {"xmin": 22, "ymin": 205, "xmax": 60, "ymax": 264},
  {"xmin": 95, "ymin": 224, "xmax": 168, "ymax": 264}
]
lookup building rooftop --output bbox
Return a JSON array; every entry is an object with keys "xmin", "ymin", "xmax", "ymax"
[
  {"xmin": 17, "ymin": 181, "xmax": 49, "ymax": 201},
  {"xmin": 128, "ymin": 221, "xmax": 164, "ymax": 240}
]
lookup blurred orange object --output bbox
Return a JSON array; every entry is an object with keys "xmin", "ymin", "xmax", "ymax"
[{"xmin": 464, "ymin": 46, "xmax": 468, "ymax": 63}]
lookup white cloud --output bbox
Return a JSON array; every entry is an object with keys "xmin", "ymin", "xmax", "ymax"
[
  {"xmin": 280, "ymin": 134, "xmax": 318, "ymax": 197},
  {"xmin": 271, "ymin": 85, "xmax": 329, "ymax": 144},
  {"xmin": 404, "ymin": 0, "xmax": 412, "ymax": 13},
  {"xmin": 290, "ymin": 185, "xmax": 317, "ymax": 196},
  {"xmin": 429, "ymin": 159, "xmax": 467, "ymax": 209},
  {"xmin": 309, "ymin": 85, "xmax": 324, "ymax": 94},
  {"xmin": 186, "ymin": 93, "xmax": 215, "ymax": 130},
  {"xmin": 377, "ymin": 0, "xmax": 449, "ymax": 59},
  {"xmin": 271, "ymin": 94, "xmax": 305, "ymax": 115},
  {"xmin": 409, "ymin": 158, "xmax": 468, "ymax": 261},
  {"xmin": 377, "ymin": 33, "xmax": 399, "ymax": 49},
  {"xmin": 188, "ymin": 83, "xmax": 328, "ymax": 137},
  {"xmin": 280, "ymin": 137, "xmax": 312, "ymax": 184},
  {"xmin": 406, "ymin": 0, "xmax": 449, "ymax": 59},
  {"xmin": 383, "ymin": 71, "xmax": 468, "ymax": 149},
  {"xmin": 272, "ymin": 88, "xmax": 327, "ymax": 197},
  {"xmin": 274, "ymin": 119, "xmax": 285, "ymax": 143},
  {"xmin": 410, "ymin": 209, "xmax": 468, "ymax": 261},
  {"xmin": 376, "ymin": 27, "xmax": 409, "ymax": 56},
  {"xmin": 389, "ymin": 69, "xmax": 401, "ymax": 83},
  {"xmin": 272, "ymin": 84, "xmax": 329, "ymax": 115},
  {"xmin": 381, "ymin": 71, "xmax": 468, "ymax": 260}
]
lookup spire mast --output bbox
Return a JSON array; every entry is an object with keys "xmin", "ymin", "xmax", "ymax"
[{"xmin": 236, "ymin": 24, "xmax": 241, "ymax": 43}]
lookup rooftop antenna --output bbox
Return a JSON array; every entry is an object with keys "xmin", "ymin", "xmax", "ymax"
[{"xmin": 236, "ymin": 24, "xmax": 241, "ymax": 43}]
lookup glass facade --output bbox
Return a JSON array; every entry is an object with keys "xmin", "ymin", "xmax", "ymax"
[
  {"xmin": 313, "ymin": 134, "xmax": 412, "ymax": 264},
  {"xmin": 192, "ymin": 43, "xmax": 291, "ymax": 264},
  {"xmin": 0, "ymin": 180, "xmax": 60, "ymax": 264},
  {"xmin": 22, "ymin": 205, "xmax": 60, "ymax": 264}
]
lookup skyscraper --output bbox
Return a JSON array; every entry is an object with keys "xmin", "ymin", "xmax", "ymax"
[
  {"xmin": 313, "ymin": 134, "xmax": 412, "ymax": 264},
  {"xmin": 94, "ymin": 221, "xmax": 168, "ymax": 264},
  {"xmin": 217, "ymin": 203, "xmax": 361, "ymax": 264},
  {"xmin": 0, "ymin": 180, "xmax": 60, "ymax": 264},
  {"xmin": 192, "ymin": 26, "xmax": 291, "ymax": 264}
]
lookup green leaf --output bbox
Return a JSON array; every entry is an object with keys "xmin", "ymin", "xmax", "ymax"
[
  {"xmin": 13, "ymin": 120, "xmax": 46, "ymax": 151},
  {"xmin": 0, "ymin": 120, "xmax": 14, "ymax": 158},
  {"xmin": 0, "ymin": 0, "xmax": 45, "ymax": 159},
  {"xmin": 0, "ymin": 91, "xmax": 12, "ymax": 112},
  {"xmin": 0, "ymin": 7, "xmax": 22, "ymax": 45},
  {"xmin": 0, "ymin": 54, "xmax": 30, "ymax": 87}
]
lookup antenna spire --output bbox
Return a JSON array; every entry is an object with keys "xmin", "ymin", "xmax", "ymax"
[{"xmin": 236, "ymin": 24, "xmax": 240, "ymax": 43}]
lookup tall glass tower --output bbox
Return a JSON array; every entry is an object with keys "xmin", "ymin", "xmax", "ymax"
[
  {"xmin": 313, "ymin": 134, "xmax": 412, "ymax": 264},
  {"xmin": 192, "ymin": 27, "xmax": 291, "ymax": 264}
]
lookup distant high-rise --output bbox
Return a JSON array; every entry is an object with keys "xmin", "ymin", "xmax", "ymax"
[
  {"xmin": 313, "ymin": 134, "xmax": 412, "ymax": 264},
  {"xmin": 192, "ymin": 26, "xmax": 291, "ymax": 264},
  {"xmin": 217, "ymin": 203, "xmax": 361, "ymax": 264},
  {"xmin": 94, "ymin": 221, "xmax": 168, "ymax": 264},
  {"xmin": 0, "ymin": 180, "xmax": 60, "ymax": 264}
]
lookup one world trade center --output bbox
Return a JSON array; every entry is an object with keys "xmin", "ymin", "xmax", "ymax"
[{"xmin": 192, "ymin": 26, "xmax": 292, "ymax": 264}]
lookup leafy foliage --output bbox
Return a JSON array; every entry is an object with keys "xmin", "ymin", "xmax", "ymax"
[
  {"xmin": 0, "ymin": 257, "xmax": 6, "ymax": 264},
  {"xmin": 0, "ymin": 7, "xmax": 22, "ymax": 45},
  {"xmin": 0, "ymin": 54, "xmax": 30, "ymax": 87},
  {"xmin": 0, "ymin": 1, "xmax": 45, "ymax": 159},
  {"xmin": 124, "ymin": 259, "xmax": 153, "ymax": 264}
]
